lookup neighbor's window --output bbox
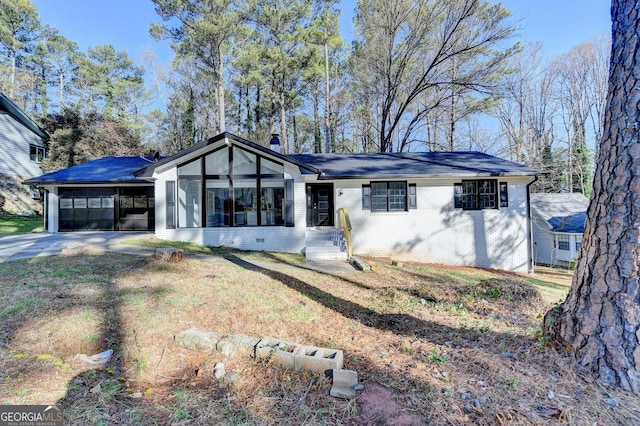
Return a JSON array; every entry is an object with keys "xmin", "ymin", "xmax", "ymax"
[
  {"xmin": 575, "ymin": 235, "xmax": 582, "ymax": 252},
  {"xmin": 363, "ymin": 181, "xmax": 408, "ymax": 211},
  {"xmin": 30, "ymin": 145, "xmax": 45, "ymax": 163},
  {"xmin": 454, "ymin": 180, "xmax": 498, "ymax": 210},
  {"xmin": 558, "ymin": 235, "xmax": 570, "ymax": 251}
]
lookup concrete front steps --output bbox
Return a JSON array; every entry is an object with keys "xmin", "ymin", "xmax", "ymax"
[{"xmin": 305, "ymin": 228, "xmax": 348, "ymax": 261}]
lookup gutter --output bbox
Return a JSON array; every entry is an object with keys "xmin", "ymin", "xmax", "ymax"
[{"xmin": 526, "ymin": 175, "xmax": 539, "ymax": 274}]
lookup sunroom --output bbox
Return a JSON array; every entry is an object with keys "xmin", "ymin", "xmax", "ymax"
[{"xmin": 170, "ymin": 144, "xmax": 295, "ymax": 230}]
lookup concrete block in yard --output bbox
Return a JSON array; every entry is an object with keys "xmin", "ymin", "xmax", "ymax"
[
  {"xmin": 272, "ymin": 343, "xmax": 299, "ymax": 371},
  {"xmin": 330, "ymin": 369, "xmax": 359, "ymax": 399},
  {"xmin": 217, "ymin": 334, "xmax": 261, "ymax": 357},
  {"xmin": 294, "ymin": 346, "xmax": 343, "ymax": 374},
  {"xmin": 254, "ymin": 336, "xmax": 280, "ymax": 359},
  {"xmin": 255, "ymin": 337, "xmax": 295, "ymax": 357},
  {"xmin": 175, "ymin": 328, "xmax": 220, "ymax": 352}
]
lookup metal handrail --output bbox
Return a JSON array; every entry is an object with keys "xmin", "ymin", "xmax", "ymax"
[{"xmin": 338, "ymin": 207, "xmax": 352, "ymax": 259}]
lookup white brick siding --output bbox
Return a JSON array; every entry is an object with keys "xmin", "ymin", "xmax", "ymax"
[
  {"xmin": 151, "ymin": 138, "xmax": 534, "ymax": 272},
  {"xmin": 331, "ymin": 178, "xmax": 533, "ymax": 273}
]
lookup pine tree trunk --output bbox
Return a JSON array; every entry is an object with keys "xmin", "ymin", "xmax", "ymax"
[
  {"xmin": 217, "ymin": 45, "xmax": 226, "ymax": 133},
  {"xmin": 324, "ymin": 35, "xmax": 331, "ymax": 154},
  {"xmin": 545, "ymin": 0, "xmax": 640, "ymax": 395}
]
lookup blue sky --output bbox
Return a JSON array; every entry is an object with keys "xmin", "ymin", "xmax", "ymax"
[{"xmin": 32, "ymin": 0, "xmax": 611, "ymax": 67}]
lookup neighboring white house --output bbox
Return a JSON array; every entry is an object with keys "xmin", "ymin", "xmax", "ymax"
[
  {"xmin": 530, "ymin": 193, "xmax": 589, "ymax": 266},
  {"xmin": 0, "ymin": 93, "xmax": 49, "ymax": 215},
  {"xmin": 26, "ymin": 132, "xmax": 541, "ymax": 273}
]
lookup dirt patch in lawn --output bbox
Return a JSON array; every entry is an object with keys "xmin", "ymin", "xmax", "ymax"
[{"xmin": 0, "ymin": 250, "xmax": 638, "ymax": 425}]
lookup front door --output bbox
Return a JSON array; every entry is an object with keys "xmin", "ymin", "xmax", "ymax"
[{"xmin": 306, "ymin": 184, "xmax": 334, "ymax": 227}]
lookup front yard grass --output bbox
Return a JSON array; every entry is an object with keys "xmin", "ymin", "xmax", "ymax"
[
  {"xmin": 0, "ymin": 249, "xmax": 636, "ymax": 425},
  {"xmin": 0, "ymin": 216, "xmax": 43, "ymax": 235}
]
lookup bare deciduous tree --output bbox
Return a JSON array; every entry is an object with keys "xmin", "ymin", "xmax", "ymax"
[{"xmin": 350, "ymin": 0, "xmax": 518, "ymax": 152}]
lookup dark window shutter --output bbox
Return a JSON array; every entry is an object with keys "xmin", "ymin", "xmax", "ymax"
[
  {"xmin": 166, "ymin": 181, "xmax": 176, "ymax": 229},
  {"xmin": 285, "ymin": 179, "xmax": 294, "ymax": 227},
  {"xmin": 454, "ymin": 183, "xmax": 462, "ymax": 208},
  {"xmin": 408, "ymin": 183, "xmax": 417, "ymax": 209},
  {"xmin": 499, "ymin": 182, "xmax": 508, "ymax": 207},
  {"xmin": 362, "ymin": 185, "xmax": 371, "ymax": 210}
]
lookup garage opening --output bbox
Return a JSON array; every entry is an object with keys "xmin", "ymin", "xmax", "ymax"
[{"xmin": 58, "ymin": 186, "xmax": 154, "ymax": 231}]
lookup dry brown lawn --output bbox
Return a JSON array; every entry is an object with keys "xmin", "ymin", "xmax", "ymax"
[{"xmin": 0, "ymin": 246, "xmax": 638, "ymax": 425}]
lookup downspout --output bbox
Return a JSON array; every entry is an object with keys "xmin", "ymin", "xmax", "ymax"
[{"xmin": 526, "ymin": 175, "xmax": 539, "ymax": 274}]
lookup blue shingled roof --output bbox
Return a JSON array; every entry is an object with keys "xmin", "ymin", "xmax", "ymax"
[
  {"xmin": 288, "ymin": 151, "xmax": 540, "ymax": 178},
  {"xmin": 548, "ymin": 212, "xmax": 586, "ymax": 234},
  {"xmin": 24, "ymin": 156, "xmax": 156, "ymax": 185},
  {"xmin": 25, "ymin": 133, "xmax": 541, "ymax": 186}
]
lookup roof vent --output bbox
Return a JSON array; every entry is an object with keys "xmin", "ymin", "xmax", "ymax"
[{"xmin": 269, "ymin": 133, "xmax": 280, "ymax": 154}]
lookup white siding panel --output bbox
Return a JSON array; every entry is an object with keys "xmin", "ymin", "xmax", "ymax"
[
  {"xmin": 532, "ymin": 213, "xmax": 554, "ymax": 265},
  {"xmin": 0, "ymin": 113, "xmax": 46, "ymax": 177}
]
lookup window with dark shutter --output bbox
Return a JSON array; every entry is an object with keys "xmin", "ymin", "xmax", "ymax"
[
  {"xmin": 499, "ymin": 182, "xmax": 508, "ymax": 207},
  {"xmin": 285, "ymin": 179, "xmax": 294, "ymax": 227},
  {"xmin": 362, "ymin": 185, "xmax": 371, "ymax": 210},
  {"xmin": 408, "ymin": 184, "xmax": 417, "ymax": 209},
  {"xmin": 454, "ymin": 180, "xmax": 498, "ymax": 210},
  {"xmin": 367, "ymin": 181, "xmax": 408, "ymax": 211},
  {"xmin": 166, "ymin": 181, "xmax": 176, "ymax": 229},
  {"xmin": 454, "ymin": 183, "xmax": 462, "ymax": 208}
]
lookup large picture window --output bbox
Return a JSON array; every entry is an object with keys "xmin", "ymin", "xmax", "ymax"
[
  {"xmin": 178, "ymin": 179, "xmax": 201, "ymax": 227},
  {"xmin": 261, "ymin": 179, "xmax": 285, "ymax": 225},
  {"xmin": 176, "ymin": 145, "xmax": 287, "ymax": 227},
  {"xmin": 206, "ymin": 180, "xmax": 230, "ymax": 226},
  {"xmin": 454, "ymin": 180, "xmax": 498, "ymax": 210}
]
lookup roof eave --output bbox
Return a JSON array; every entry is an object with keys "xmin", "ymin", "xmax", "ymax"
[
  {"xmin": 24, "ymin": 179, "xmax": 152, "ymax": 186},
  {"xmin": 0, "ymin": 93, "xmax": 50, "ymax": 141},
  {"xmin": 315, "ymin": 172, "xmax": 540, "ymax": 180}
]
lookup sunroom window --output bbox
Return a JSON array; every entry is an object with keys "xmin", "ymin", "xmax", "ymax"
[{"xmin": 177, "ymin": 145, "xmax": 288, "ymax": 227}]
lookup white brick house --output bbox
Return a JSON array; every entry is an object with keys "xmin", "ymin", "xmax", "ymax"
[{"xmin": 27, "ymin": 132, "xmax": 540, "ymax": 273}]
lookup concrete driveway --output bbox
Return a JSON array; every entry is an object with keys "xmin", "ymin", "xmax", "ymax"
[{"xmin": 0, "ymin": 231, "xmax": 153, "ymax": 262}]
